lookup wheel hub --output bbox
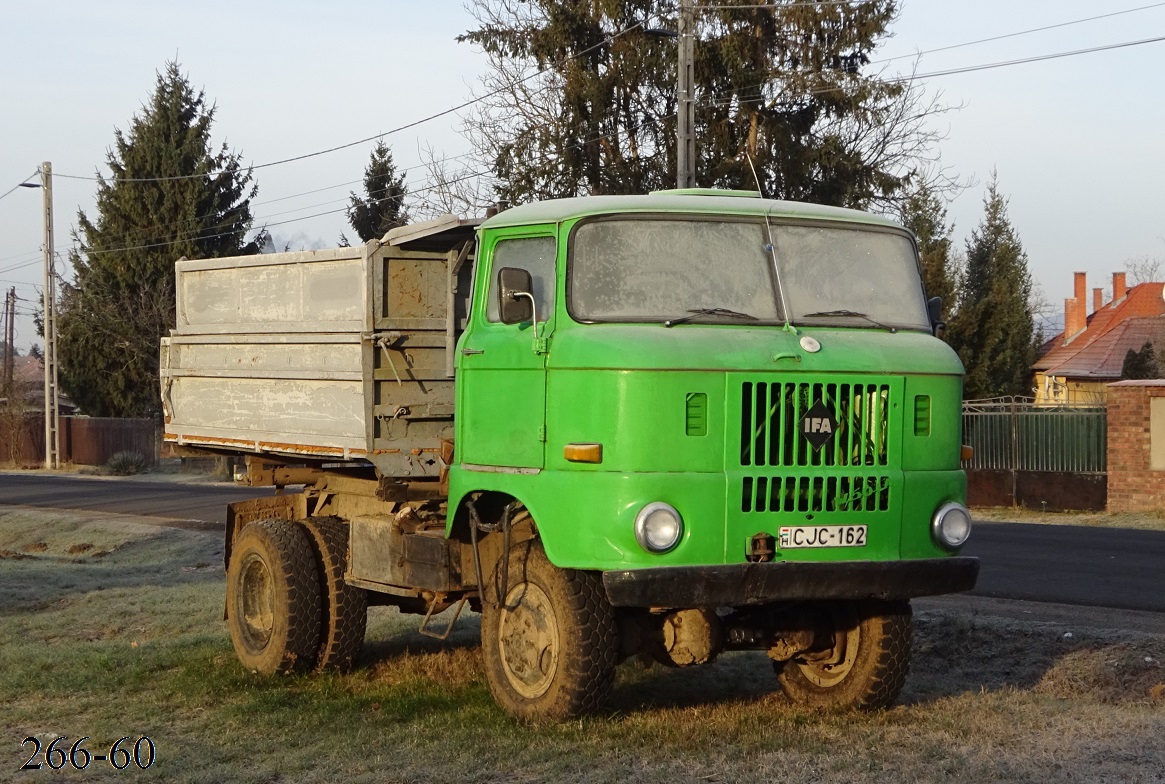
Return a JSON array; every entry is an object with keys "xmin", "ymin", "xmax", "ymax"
[
  {"xmin": 497, "ymin": 582, "xmax": 559, "ymax": 699},
  {"xmin": 238, "ymin": 553, "xmax": 274, "ymax": 651},
  {"xmin": 795, "ymin": 608, "xmax": 861, "ymax": 688}
]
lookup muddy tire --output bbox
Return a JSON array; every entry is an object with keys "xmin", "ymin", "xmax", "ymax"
[
  {"xmin": 481, "ymin": 540, "xmax": 618, "ymax": 721},
  {"xmin": 226, "ymin": 519, "xmax": 322, "ymax": 674},
  {"xmin": 775, "ymin": 599, "xmax": 912, "ymax": 710},
  {"xmin": 300, "ymin": 517, "xmax": 367, "ymax": 672}
]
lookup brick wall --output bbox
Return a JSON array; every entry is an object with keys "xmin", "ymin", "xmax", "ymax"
[{"xmin": 1107, "ymin": 381, "xmax": 1165, "ymax": 512}]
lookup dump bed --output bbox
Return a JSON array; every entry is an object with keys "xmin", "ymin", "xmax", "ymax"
[{"xmin": 161, "ymin": 215, "xmax": 477, "ymax": 477}]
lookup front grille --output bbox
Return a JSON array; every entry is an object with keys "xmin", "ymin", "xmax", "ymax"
[
  {"xmin": 739, "ymin": 380, "xmax": 893, "ymax": 468},
  {"xmin": 742, "ymin": 475, "xmax": 891, "ymax": 513}
]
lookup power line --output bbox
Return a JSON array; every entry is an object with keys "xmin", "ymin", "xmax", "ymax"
[
  {"xmin": 76, "ymin": 168, "xmax": 491, "ymax": 259},
  {"xmin": 0, "ymin": 248, "xmax": 43, "ymax": 265},
  {"xmin": 65, "ymin": 150, "xmax": 475, "ymax": 249},
  {"xmin": 705, "ymin": 33, "xmax": 1165, "ymax": 108},
  {"xmin": 904, "ymin": 34, "xmax": 1165, "ymax": 78},
  {"xmin": 697, "ymin": 1, "xmax": 864, "ymax": 9},
  {"xmin": 0, "ymin": 257, "xmax": 44, "ymax": 277},
  {"xmin": 50, "ymin": 25, "xmax": 645, "ymax": 186},
  {"xmin": 873, "ymin": 1, "xmax": 1165, "ymax": 65}
]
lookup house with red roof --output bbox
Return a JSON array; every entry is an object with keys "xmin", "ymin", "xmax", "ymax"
[{"xmin": 1033, "ymin": 271, "xmax": 1165, "ymax": 406}]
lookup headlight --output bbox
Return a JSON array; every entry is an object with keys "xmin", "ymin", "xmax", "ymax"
[
  {"xmin": 932, "ymin": 502, "xmax": 972, "ymax": 550},
  {"xmin": 635, "ymin": 502, "xmax": 683, "ymax": 553}
]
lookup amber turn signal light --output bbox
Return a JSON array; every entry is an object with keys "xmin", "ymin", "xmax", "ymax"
[
  {"xmin": 564, "ymin": 443, "xmax": 603, "ymax": 463},
  {"xmin": 961, "ymin": 444, "xmax": 974, "ymax": 461}
]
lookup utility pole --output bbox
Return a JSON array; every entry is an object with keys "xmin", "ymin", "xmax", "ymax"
[
  {"xmin": 2, "ymin": 287, "xmax": 14, "ymax": 396},
  {"xmin": 676, "ymin": 0, "xmax": 696, "ymax": 189},
  {"xmin": 40, "ymin": 162, "xmax": 60, "ymax": 469}
]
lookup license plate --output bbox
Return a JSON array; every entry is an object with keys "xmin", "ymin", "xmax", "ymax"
[{"xmin": 779, "ymin": 525, "xmax": 867, "ymax": 549}]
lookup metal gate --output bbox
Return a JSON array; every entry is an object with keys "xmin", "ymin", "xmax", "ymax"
[{"xmin": 962, "ymin": 397, "xmax": 1106, "ymax": 474}]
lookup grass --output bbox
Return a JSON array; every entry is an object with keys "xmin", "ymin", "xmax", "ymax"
[
  {"xmin": 1, "ymin": 508, "xmax": 1163, "ymax": 783},
  {"xmin": 972, "ymin": 506, "xmax": 1165, "ymax": 531}
]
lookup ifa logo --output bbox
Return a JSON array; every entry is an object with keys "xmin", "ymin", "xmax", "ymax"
[{"xmin": 800, "ymin": 400, "xmax": 839, "ymax": 451}]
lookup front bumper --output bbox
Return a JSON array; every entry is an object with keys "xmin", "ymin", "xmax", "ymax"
[{"xmin": 602, "ymin": 556, "xmax": 979, "ymax": 608}]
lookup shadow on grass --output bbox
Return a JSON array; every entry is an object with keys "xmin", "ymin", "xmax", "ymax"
[
  {"xmin": 353, "ymin": 606, "xmax": 1165, "ymax": 714},
  {"xmin": 903, "ymin": 610, "xmax": 1165, "ymax": 705}
]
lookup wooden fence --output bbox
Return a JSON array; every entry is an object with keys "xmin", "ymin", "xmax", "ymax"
[{"xmin": 0, "ymin": 413, "xmax": 158, "ymax": 467}]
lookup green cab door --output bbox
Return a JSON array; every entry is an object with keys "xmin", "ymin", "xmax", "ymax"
[{"xmin": 456, "ymin": 231, "xmax": 557, "ymax": 469}]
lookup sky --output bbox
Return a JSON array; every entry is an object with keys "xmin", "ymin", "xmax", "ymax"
[{"xmin": 2, "ymin": 0, "xmax": 1164, "ymax": 352}]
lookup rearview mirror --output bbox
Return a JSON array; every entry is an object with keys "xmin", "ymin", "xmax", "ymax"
[
  {"xmin": 927, "ymin": 296, "xmax": 946, "ymax": 336},
  {"xmin": 498, "ymin": 267, "xmax": 534, "ymax": 324}
]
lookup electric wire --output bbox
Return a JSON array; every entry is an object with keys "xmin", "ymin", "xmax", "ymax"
[
  {"xmin": 13, "ymin": 13, "xmax": 1160, "ymax": 268},
  {"xmin": 38, "ymin": 151, "xmax": 473, "ymax": 255},
  {"xmin": 75, "ymin": 168, "xmax": 491, "ymax": 259},
  {"xmin": 49, "ymin": 25, "xmax": 646, "ymax": 185},
  {"xmin": 872, "ymin": 1, "xmax": 1165, "ymax": 65},
  {"xmin": 704, "ymin": 33, "xmax": 1165, "ymax": 108},
  {"xmin": 696, "ymin": 1, "xmax": 866, "ymax": 10}
]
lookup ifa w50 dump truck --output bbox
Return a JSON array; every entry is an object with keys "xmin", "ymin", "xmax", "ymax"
[{"xmin": 162, "ymin": 190, "xmax": 979, "ymax": 720}]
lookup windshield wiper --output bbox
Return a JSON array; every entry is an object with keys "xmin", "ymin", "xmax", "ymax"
[
  {"xmin": 664, "ymin": 307, "xmax": 759, "ymax": 328},
  {"xmin": 801, "ymin": 309, "xmax": 897, "ymax": 333}
]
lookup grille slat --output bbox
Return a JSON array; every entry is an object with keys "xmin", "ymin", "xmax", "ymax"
[
  {"xmin": 737, "ymin": 378, "xmax": 896, "ymax": 515},
  {"xmin": 738, "ymin": 474, "xmax": 892, "ymax": 514},
  {"xmin": 740, "ymin": 380, "xmax": 893, "ymax": 469}
]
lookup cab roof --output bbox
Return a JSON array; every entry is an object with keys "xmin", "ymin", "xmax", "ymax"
[{"xmin": 478, "ymin": 192, "xmax": 903, "ymax": 231}]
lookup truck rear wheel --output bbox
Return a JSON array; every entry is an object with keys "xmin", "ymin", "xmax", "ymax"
[
  {"xmin": 774, "ymin": 599, "xmax": 912, "ymax": 710},
  {"xmin": 227, "ymin": 519, "xmax": 322, "ymax": 674},
  {"xmin": 301, "ymin": 517, "xmax": 367, "ymax": 672},
  {"xmin": 481, "ymin": 540, "xmax": 618, "ymax": 721}
]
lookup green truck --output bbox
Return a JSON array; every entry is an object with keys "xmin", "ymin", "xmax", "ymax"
[{"xmin": 162, "ymin": 189, "xmax": 978, "ymax": 720}]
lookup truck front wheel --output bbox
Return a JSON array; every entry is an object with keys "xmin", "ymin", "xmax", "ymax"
[
  {"xmin": 226, "ymin": 519, "xmax": 322, "ymax": 674},
  {"xmin": 481, "ymin": 540, "xmax": 618, "ymax": 720},
  {"xmin": 774, "ymin": 599, "xmax": 912, "ymax": 710}
]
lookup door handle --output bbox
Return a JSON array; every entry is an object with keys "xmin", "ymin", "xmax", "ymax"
[{"xmin": 461, "ymin": 347, "xmax": 485, "ymax": 356}]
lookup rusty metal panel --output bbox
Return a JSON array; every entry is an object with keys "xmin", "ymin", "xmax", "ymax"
[
  {"xmin": 175, "ymin": 248, "xmax": 370, "ymax": 335},
  {"xmin": 167, "ymin": 334, "xmax": 363, "ymax": 380},
  {"xmin": 164, "ymin": 221, "xmax": 475, "ymax": 475},
  {"xmin": 167, "ymin": 375, "xmax": 366, "ymax": 449}
]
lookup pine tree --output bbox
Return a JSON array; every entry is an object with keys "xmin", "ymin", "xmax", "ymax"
[
  {"xmin": 347, "ymin": 141, "xmax": 408, "ymax": 242},
  {"xmin": 460, "ymin": 0, "xmax": 949, "ymax": 208},
  {"xmin": 947, "ymin": 174, "xmax": 1035, "ymax": 400},
  {"xmin": 58, "ymin": 62, "xmax": 261, "ymax": 417},
  {"xmin": 1121, "ymin": 341, "xmax": 1159, "ymax": 380},
  {"xmin": 897, "ymin": 181, "xmax": 957, "ymax": 313}
]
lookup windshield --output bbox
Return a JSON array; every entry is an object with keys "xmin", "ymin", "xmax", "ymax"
[{"xmin": 569, "ymin": 215, "xmax": 930, "ymax": 331}]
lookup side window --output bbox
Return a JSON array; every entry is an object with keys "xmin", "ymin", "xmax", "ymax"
[{"xmin": 486, "ymin": 236, "xmax": 556, "ymax": 323}]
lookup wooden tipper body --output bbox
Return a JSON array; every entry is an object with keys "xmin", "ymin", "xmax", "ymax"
[{"xmin": 161, "ymin": 215, "xmax": 478, "ymax": 477}]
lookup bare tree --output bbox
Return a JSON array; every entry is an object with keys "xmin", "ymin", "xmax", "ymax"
[
  {"xmin": 1126, "ymin": 254, "xmax": 1163, "ymax": 285},
  {"xmin": 410, "ymin": 145, "xmax": 497, "ymax": 220}
]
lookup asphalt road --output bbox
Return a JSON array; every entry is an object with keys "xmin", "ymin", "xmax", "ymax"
[
  {"xmin": 0, "ymin": 473, "xmax": 275, "ymax": 524},
  {"xmin": 2, "ymin": 473, "xmax": 1164, "ymax": 613},
  {"xmin": 962, "ymin": 521, "xmax": 1165, "ymax": 613}
]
